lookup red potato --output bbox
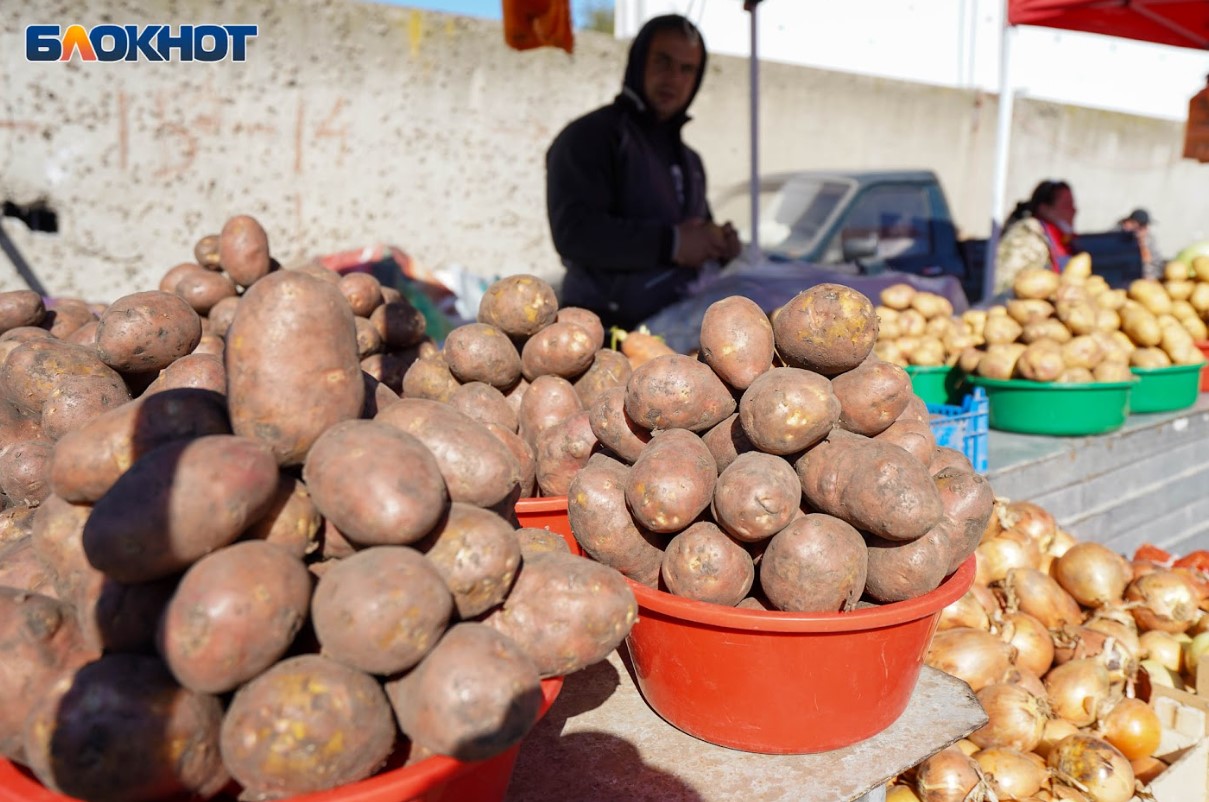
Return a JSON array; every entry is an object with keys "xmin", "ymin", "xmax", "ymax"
[
  {"xmin": 477, "ymin": 274, "xmax": 559, "ymax": 338},
  {"xmin": 226, "ymin": 270, "xmax": 364, "ymax": 466},
  {"xmin": 354, "ymin": 316, "xmax": 384, "ymax": 358},
  {"xmin": 423, "ymin": 503, "xmax": 522, "ymax": 618},
  {"xmin": 206, "ymin": 295, "xmax": 240, "ymax": 338},
  {"xmin": 191, "ymin": 334, "xmax": 224, "ymax": 358},
  {"xmin": 772, "ymin": 283, "xmax": 879, "ymax": 375},
  {"xmin": 82, "ymin": 435, "xmax": 281, "ymax": 583},
  {"xmin": 362, "ymin": 349, "xmax": 427, "ymax": 396},
  {"xmin": 0, "ymin": 504, "xmax": 37, "ymax": 546},
  {"xmin": 0, "ymin": 290, "xmax": 45, "ymax": 333},
  {"xmin": 662, "ymin": 521, "xmax": 755, "ymax": 606},
  {"xmin": 588, "ymin": 385, "xmax": 651, "ymax": 464},
  {"xmin": 450, "ymin": 381, "xmax": 519, "ymax": 432},
  {"xmin": 573, "ymin": 348, "xmax": 632, "ymax": 407},
  {"xmin": 371, "ymin": 299, "xmax": 428, "ymax": 350},
  {"xmin": 361, "ymin": 371, "xmax": 401, "ymax": 419},
  {"xmin": 41, "ymin": 299, "xmax": 98, "ymax": 340},
  {"xmin": 174, "ymin": 269, "xmax": 237, "ymax": 315},
  {"xmin": 518, "ymin": 374, "xmax": 583, "ymax": 449},
  {"xmin": 219, "ymin": 214, "xmax": 272, "ymax": 287},
  {"xmin": 701, "ymin": 412, "xmax": 756, "ymax": 472},
  {"xmin": 241, "ymin": 474, "xmax": 322, "ymax": 559},
  {"xmin": 387, "ymin": 623, "xmax": 542, "ymax": 761},
  {"xmin": 515, "ymin": 527, "xmax": 571, "ymax": 558},
  {"xmin": 304, "ymin": 419, "xmax": 448, "ymax": 547},
  {"xmin": 934, "ymin": 467, "xmax": 995, "ymax": 575},
  {"xmin": 193, "ymin": 234, "xmax": 221, "ymax": 269},
  {"xmin": 626, "ymin": 428, "xmax": 717, "ymax": 533},
  {"xmin": 160, "ymin": 541, "xmax": 312, "ymax": 693},
  {"xmin": 485, "ymin": 422, "xmax": 537, "ymax": 498},
  {"xmin": 338, "ymin": 272, "xmax": 384, "ymax": 317},
  {"xmin": 930, "ymin": 445, "xmax": 975, "ymax": 476},
  {"xmin": 0, "ymin": 438, "xmax": 54, "ymax": 506},
  {"xmin": 711, "ymin": 452, "xmax": 801, "ymax": 542},
  {"xmin": 874, "ymin": 416, "xmax": 937, "ymax": 465},
  {"xmin": 159, "ymin": 262, "xmax": 206, "ymax": 294},
  {"xmin": 95, "ymin": 291, "xmax": 203, "ymax": 374},
  {"xmin": 444, "ymin": 323, "xmax": 523, "ymax": 389},
  {"xmin": 863, "ymin": 527, "xmax": 950, "ymax": 603},
  {"xmin": 556, "ymin": 307, "xmax": 606, "ymax": 351},
  {"xmin": 40, "ymin": 373, "xmax": 133, "ymax": 440},
  {"xmin": 535, "ymin": 409, "xmax": 598, "ymax": 497},
  {"xmin": 760, "ymin": 514, "xmax": 868, "ymax": 612},
  {"xmin": 520, "ymin": 321, "xmax": 597, "ymax": 380},
  {"xmin": 220, "ymin": 655, "xmax": 396, "ymax": 800},
  {"xmin": 311, "ymin": 546, "xmax": 453, "ymax": 675},
  {"xmin": 142, "ymin": 352, "xmax": 226, "ymax": 397},
  {"xmin": 503, "ymin": 375, "xmax": 530, "ymax": 414},
  {"xmin": 401, "ymin": 355, "xmax": 460, "ymax": 401},
  {"xmin": 319, "ymin": 518, "xmax": 357, "ymax": 561},
  {"xmin": 700, "ymin": 295, "xmax": 775, "ymax": 390},
  {"xmin": 2, "ymin": 338, "xmax": 127, "ymax": 416},
  {"xmin": 738, "ymin": 367, "xmax": 840, "ymax": 455},
  {"xmin": 0, "ymin": 537, "xmax": 57, "ymax": 597},
  {"xmin": 567, "ymin": 454, "xmax": 664, "ymax": 587},
  {"xmin": 65, "ymin": 319, "xmax": 98, "ymax": 346},
  {"xmin": 624, "ymin": 354, "xmax": 737, "ymax": 433},
  {"xmin": 831, "ymin": 358, "xmax": 913, "ymax": 436}
]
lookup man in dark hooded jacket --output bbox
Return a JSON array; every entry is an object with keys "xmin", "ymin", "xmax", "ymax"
[{"xmin": 545, "ymin": 14, "xmax": 740, "ymax": 332}]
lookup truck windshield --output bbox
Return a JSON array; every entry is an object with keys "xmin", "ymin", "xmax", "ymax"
[{"xmin": 716, "ymin": 176, "xmax": 855, "ymax": 259}]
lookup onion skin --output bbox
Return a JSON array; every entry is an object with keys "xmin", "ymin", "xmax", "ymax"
[
  {"xmin": 977, "ymin": 537, "xmax": 1037, "ymax": 586},
  {"xmin": 1126, "ymin": 570, "xmax": 1199, "ymax": 633},
  {"xmin": 1035, "ymin": 717, "xmax": 1080, "ymax": 760},
  {"xmin": 1098, "ymin": 697, "xmax": 1160, "ymax": 761},
  {"xmin": 1130, "ymin": 755, "xmax": 1167, "ymax": 785},
  {"xmin": 915, "ymin": 745, "xmax": 987, "ymax": 802},
  {"xmin": 973, "ymin": 747, "xmax": 1047, "ymax": 800},
  {"xmin": 1002, "ymin": 611, "xmax": 1055, "ymax": 677},
  {"xmin": 1053, "ymin": 542, "xmax": 1132, "ymax": 608},
  {"xmin": 1003, "ymin": 666, "xmax": 1047, "ymax": 700},
  {"xmin": 939, "ymin": 591, "xmax": 993, "ymax": 632},
  {"xmin": 926, "ymin": 628, "xmax": 1016, "ymax": 693},
  {"xmin": 1004, "ymin": 567, "xmax": 1083, "ymax": 630},
  {"xmin": 1002, "ymin": 500, "xmax": 1056, "ymax": 552},
  {"xmin": 1043, "ymin": 659, "xmax": 1114, "ymax": 727},
  {"xmin": 970, "ymin": 683, "xmax": 1050, "ymax": 752},
  {"xmin": 1047, "ymin": 734, "xmax": 1135, "ymax": 802},
  {"xmin": 1139, "ymin": 630, "xmax": 1184, "ymax": 672}
]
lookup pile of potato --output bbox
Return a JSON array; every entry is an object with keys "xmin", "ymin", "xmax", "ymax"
[
  {"xmin": 885, "ymin": 498, "xmax": 1209, "ymax": 802},
  {"xmin": 0, "ymin": 216, "xmax": 639, "ymax": 802},
  {"xmin": 567, "ymin": 284, "xmax": 995, "ymax": 611},
  {"xmin": 873, "ymin": 285, "xmax": 979, "ymax": 368}
]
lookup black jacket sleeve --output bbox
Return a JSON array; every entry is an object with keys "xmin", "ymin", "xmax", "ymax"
[{"xmin": 545, "ymin": 115, "xmax": 675, "ymax": 274}]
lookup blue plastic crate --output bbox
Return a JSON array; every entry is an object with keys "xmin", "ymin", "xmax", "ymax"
[{"xmin": 926, "ymin": 387, "xmax": 989, "ymax": 474}]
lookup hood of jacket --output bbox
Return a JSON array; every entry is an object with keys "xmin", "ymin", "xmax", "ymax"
[{"xmin": 619, "ymin": 14, "xmax": 708, "ymax": 126}]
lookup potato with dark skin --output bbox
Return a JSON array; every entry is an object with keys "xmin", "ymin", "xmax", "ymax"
[
  {"xmin": 864, "ymin": 525, "xmax": 950, "ymax": 603},
  {"xmin": 626, "ymin": 428, "xmax": 717, "ymax": 534},
  {"xmin": 701, "ymin": 412, "xmax": 756, "ymax": 472},
  {"xmin": 387, "ymin": 623, "xmax": 541, "ymax": 761},
  {"xmin": 760, "ymin": 514, "xmax": 868, "ymax": 612},
  {"xmin": 712, "ymin": 452, "xmax": 801, "ymax": 543},
  {"xmin": 874, "ymin": 416, "xmax": 937, "ymax": 465},
  {"xmin": 219, "ymin": 214, "xmax": 271, "ymax": 288},
  {"xmin": 518, "ymin": 374, "xmax": 583, "ymax": 449},
  {"xmin": 83, "ymin": 434, "xmax": 280, "ymax": 583},
  {"xmin": 142, "ymin": 352, "xmax": 226, "ymax": 397},
  {"xmin": 515, "ymin": 526, "xmax": 571, "ymax": 558},
  {"xmin": 312, "ymin": 546, "xmax": 452, "ymax": 675},
  {"xmin": 94, "ymin": 291, "xmax": 203, "ymax": 374},
  {"xmin": 700, "ymin": 295, "xmax": 775, "ymax": 390},
  {"xmin": 0, "ymin": 438, "xmax": 53, "ymax": 506},
  {"xmin": 588, "ymin": 385, "xmax": 651, "ymax": 464},
  {"xmin": 573, "ymin": 348, "xmax": 632, "ymax": 407},
  {"xmin": 773, "ymin": 283, "xmax": 879, "ymax": 375},
  {"xmin": 0, "ymin": 290, "xmax": 45, "ymax": 333},
  {"xmin": 477, "ymin": 274, "xmax": 559, "ymax": 338},
  {"xmin": 624, "ymin": 353, "xmax": 737, "ymax": 433},
  {"xmin": 193, "ymin": 234, "xmax": 222, "ymax": 269},
  {"xmin": 377, "ymin": 399, "xmax": 521, "ymax": 509},
  {"xmin": 485, "ymin": 551, "xmax": 637, "ymax": 677},
  {"xmin": 2, "ymin": 338, "xmax": 127, "ymax": 416},
  {"xmin": 535, "ymin": 409, "xmax": 598, "ymax": 497},
  {"xmin": 444, "ymin": 322, "xmax": 523, "ymax": 388},
  {"xmin": 934, "ymin": 467, "xmax": 995, "ymax": 575},
  {"xmin": 401, "ymin": 355, "xmax": 460, "ymax": 401},
  {"xmin": 353, "ymin": 316, "xmax": 383, "ymax": 358},
  {"xmin": 371, "ymin": 299, "xmax": 428, "ymax": 350},
  {"xmin": 240, "ymin": 473, "xmax": 322, "ymax": 558},
  {"xmin": 450, "ymin": 381, "xmax": 519, "ymax": 432},
  {"xmin": 567, "ymin": 454, "xmax": 664, "ymax": 586},
  {"xmin": 174, "ymin": 269, "xmax": 237, "ymax": 315},
  {"xmin": 338, "ymin": 272, "xmax": 384, "ymax": 317},
  {"xmin": 930, "ymin": 445, "xmax": 975, "ymax": 476},
  {"xmin": 521, "ymin": 321, "xmax": 597, "ymax": 381},
  {"xmin": 226, "ymin": 270, "xmax": 364, "ymax": 466},
  {"xmin": 41, "ymin": 299, "xmax": 98, "ymax": 340},
  {"xmin": 0, "ymin": 537, "xmax": 57, "ymax": 597},
  {"xmin": 831, "ymin": 357, "xmax": 913, "ymax": 436},
  {"xmin": 485, "ymin": 422, "xmax": 536, "ymax": 497},
  {"xmin": 423, "ymin": 503, "xmax": 522, "ymax": 618},
  {"xmin": 739, "ymin": 367, "xmax": 840, "ymax": 455},
  {"xmin": 40, "ymin": 373, "xmax": 132, "ymax": 440},
  {"xmin": 160, "ymin": 540, "xmax": 312, "ymax": 694},
  {"xmin": 24, "ymin": 654, "xmax": 228, "ymax": 802},
  {"xmin": 50, "ymin": 388, "xmax": 230, "ymax": 504},
  {"xmin": 220, "ymin": 654, "xmax": 395, "ymax": 799},
  {"xmin": 661, "ymin": 521, "xmax": 754, "ymax": 606},
  {"xmin": 556, "ymin": 307, "xmax": 605, "ymax": 350}
]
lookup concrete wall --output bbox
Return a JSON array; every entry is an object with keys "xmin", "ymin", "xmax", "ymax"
[{"xmin": 2, "ymin": 0, "xmax": 1206, "ymax": 304}]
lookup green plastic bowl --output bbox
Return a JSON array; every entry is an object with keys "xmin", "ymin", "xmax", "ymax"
[
  {"xmin": 905, "ymin": 365, "xmax": 967, "ymax": 406},
  {"xmin": 1129, "ymin": 363, "xmax": 1202, "ymax": 414},
  {"xmin": 966, "ymin": 376, "xmax": 1133, "ymax": 436}
]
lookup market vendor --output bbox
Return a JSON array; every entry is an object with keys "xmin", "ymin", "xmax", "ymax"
[
  {"xmin": 993, "ymin": 179, "xmax": 1078, "ymax": 296},
  {"xmin": 545, "ymin": 14, "xmax": 742, "ymax": 332}
]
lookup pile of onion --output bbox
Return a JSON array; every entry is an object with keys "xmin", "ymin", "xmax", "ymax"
[{"xmin": 886, "ymin": 499, "xmax": 1207, "ymax": 802}]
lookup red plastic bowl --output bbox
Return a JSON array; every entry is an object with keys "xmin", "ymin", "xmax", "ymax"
[
  {"xmin": 624, "ymin": 556, "xmax": 975, "ymax": 754},
  {"xmin": 1196, "ymin": 341, "xmax": 1209, "ymax": 392},
  {"xmin": 0, "ymin": 676, "xmax": 563, "ymax": 802},
  {"xmin": 514, "ymin": 496, "xmax": 580, "ymax": 555}
]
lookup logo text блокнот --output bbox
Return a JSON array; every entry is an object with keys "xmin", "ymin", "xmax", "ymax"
[{"xmin": 26, "ymin": 24, "xmax": 258, "ymax": 62}]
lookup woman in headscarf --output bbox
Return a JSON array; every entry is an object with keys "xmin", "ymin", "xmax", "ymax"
[{"xmin": 994, "ymin": 179, "xmax": 1077, "ymax": 295}]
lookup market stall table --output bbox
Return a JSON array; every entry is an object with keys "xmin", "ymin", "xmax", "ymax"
[{"xmin": 507, "ymin": 647, "xmax": 986, "ymax": 802}]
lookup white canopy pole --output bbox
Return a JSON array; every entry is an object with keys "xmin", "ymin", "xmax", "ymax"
[
  {"xmin": 746, "ymin": 0, "xmax": 761, "ymax": 259},
  {"xmin": 984, "ymin": 5, "xmax": 1015, "ymax": 301}
]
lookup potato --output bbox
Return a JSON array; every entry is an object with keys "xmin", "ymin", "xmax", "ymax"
[
  {"xmin": 739, "ymin": 366, "xmax": 839, "ymax": 455},
  {"xmin": 1014, "ymin": 341, "xmax": 1065, "ymax": 382},
  {"xmin": 930, "ymin": 446, "xmax": 974, "ymax": 476},
  {"xmin": 449, "ymin": 381, "xmax": 519, "ymax": 432},
  {"xmin": 0, "ymin": 438, "xmax": 53, "ymax": 506},
  {"xmin": 1064, "ymin": 252, "xmax": 1092, "ymax": 280},
  {"xmin": 304, "ymin": 419, "xmax": 448, "ymax": 546},
  {"xmin": 1128, "ymin": 279, "xmax": 1172, "ymax": 316},
  {"xmin": 864, "ymin": 526, "xmax": 950, "ymax": 602},
  {"xmin": 191, "ymin": 334, "xmax": 224, "ymax": 358},
  {"xmin": 1190, "ymin": 282, "xmax": 1209, "ymax": 315},
  {"xmin": 371, "ymin": 299, "xmax": 428, "ymax": 351},
  {"xmin": 661, "ymin": 521, "xmax": 754, "ymax": 606},
  {"xmin": 93, "ymin": 291, "xmax": 203, "ymax": 374},
  {"xmin": 387, "ymin": 623, "xmax": 541, "ymax": 761},
  {"xmin": 515, "ymin": 526, "xmax": 570, "ymax": 558},
  {"xmin": 567, "ymin": 454, "xmax": 664, "ymax": 586},
  {"xmin": 219, "ymin": 214, "xmax": 272, "ymax": 288},
  {"xmin": 518, "ymin": 374, "xmax": 583, "ymax": 448},
  {"xmin": 485, "ymin": 551, "xmax": 636, "ymax": 676},
  {"xmin": 240, "ymin": 474, "xmax": 322, "ymax": 558},
  {"xmin": 773, "ymin": 283, "xmax": 878, "ymax": 375},
  {"xmin": 552, "ymin": 307, "xmax": 602, "ymax": 349},
  {"xmin": 521, "ymin": 321, "xmax": 597, "ymax": 381},
  {"xmin": 378, "ymin": 399, "xmax": 521, "ymax": 508},
  {"xmin": 1094, "ymin": 307, "xmax": 1121, "ymax": 333},
  {"xmin": 711, "ymin": 452, "xmax": 800, "ymax": 543},
  {"xmin": 0, "ymin": 589, "xmax": 96, "ymax": 761},
  {"xmin": 700, "ymin": 412, "xmax": 755, "ymax": 473},
  {"xmin": 1181, "ymin": 316, "xmax": 1208, "ymax": 342},
  {"xmin": 908, "ymin": 336, "xmax": 946, "ymax": 366},
  {"xmin": 588, "ymin": 385, "xmax": 650, "ymax": 464},
  {"xmin": 2, "ymin": 338, "xmax": 126, "ymax": 416},
  {"xmin": 624, "ymin": 353, "xmax": 736, "ymax": 433},
  {"xmin": 227, "ymin": 270, "xmax": 364, "ymax": 466},
  {"xmin": 65, "ymin": 320, "xmax": 98, "ymax": 346},
  {"xmin": 42, "ymin": 299, "xmax": 98, "ymax": 340},
  {"xmin": 220, "ymin": 655, "xmax": 396, "ymax": 799},
  {"xmin": 879, "ymin": 283, "xmax": 917, "ymax": 311},
  {"xmin": 911, "ymin": 292, "xmax": 955, "ymax": 320},
  {"xmin": 423, "ymin": 503, "xmax": 521, "ymax": 618},
  {"xmin": 173, "ymin": 269, "xmax": 237, "ymax": 315},
  {"xmin": 934, "ymin": 467, "xmax": 994, "ymax": 575},
  {"xmin": 699, "ymin": 295, "xmax": 775, "ymax": 390},
  {"xmin": 1056, "ymin": 300, "xmax": 1098, "ymax": 336},
  {"xmin": 398, "ymin": 355, "xmax": 456, "ymax": 401},
  {"xmin": 50, "ymin": 388, "xmax": 231, "ymax": 504},
  {"xmin": 572, "ymin": 348, "xmax": 632, "ymax": 408},
  {"xmin": 0, "ymin": 290, "xmax": 45, "ymax": 333},
  {"xmin": 485, "ymin": 423, "xmax": 536, "ymax": 497},
  {"xmin": 760, "ymin": 514, "xmax": 867, "ymax": 612},
  {"xmin": 82, "ymin": 435, "xmax": 280, "ymax": 583},
  {"xmin": 976, "ymin": 344, "xmax": 1026, "ymax": 380},
  {"xmin": 797, "ymin": 430, "xmax": 944, "ymax": 542},
  {"xmin": 206, "ymin": 295, "xmax": 240, "ymax": 338},
  {"xmin": 874, "ymin": 417, "xmax": 937, "ymax": 465},
  {"xmin": 1013, "ymin": 268, "xmax": 1060, "ymax": 300},
  {"xmin": 626, "ymin": 428, "xmax": 716, "ymax": 533},
  {"xmin": 1060, "ymin": 335, "xmax": 1104, "ymax": 370},
  {"xmin": 1007, "ymin": 299, "xmax": 1054, "ymax": 326},
  {"xmin": 831, "ymin": 358, "xmax": 912, "ymax": 437},
  {"xmin": 444, "ymin": 322, "xmax": 523, "ymax": 388},
  {"xmin": 159, "ymin": 261, "xmax": 206, "ymax": 293},
  {"xmin": 897, "ymin": 308, "xmax": 928, "ymax": 337},
  {"xmin": 160, "ymin": 541, "xmax": 311, "ymax": 693},
  {"xmin": 142, "ymin": 352, "xmax": 226, "ymax": 397},
  {"xmin": 983, "ymin": 315, "xmax": 1023, "ymax": 346},
  {"xmin": 352, "ymin": 316, "xmax": 383, "ymax": 358},
  {"xmin": 192, "ymin": 233, "xmax": 221, "ymax": 269},
  {"xmin": 337, "ymin": 272, "xmax": 384, "ymax": 317},
  {"xmin": 957, "ymin": 347, "xmax": 986, "ymax": 375},
  {"xmin": 0, "ymin": 537, "xmax": 57, "ymax": 597},
  {"xmin": 477, "ymin": 274, "xmax": 559, "ymax": 338},
  {"xmin": 1057, "ymin": 366, "xmax": 1095, "ymax": 383},
  {"xmin": 1093, "ymin": 360, "xmax": 1133, "ymax": 382},
  {"xmin": 535, "ymin": 409, "xmax": 597, "ymax": 497}
]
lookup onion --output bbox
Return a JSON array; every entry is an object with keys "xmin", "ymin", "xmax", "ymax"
[
  {"xmin": 1047, "ymin": 734, "xmax": 1135, "ymax": 802},
  {"xmin": 1001, "ymin": 500, "xmax": 1057, "ymax": 551},
  {"xmin": 1053, "ymin": 542, "xmax": 1132, "ymax": 608},
  {"xmin": 1044, "ymin": 658, "xmax": 1115, "ymax": 727},
  {"xmin": 956, "ymin": 738, "xmax": 980, "ymax": 757},
  {"xmin": 939, "ymin": 590, "xmax": 993, "ymax": 632},
  {"xmin": 1139, "ymin": 630, "xmax": 1184, "ymax": 672},
  {"xmin": 971, "ymin": 581, "xmax": 1004, "ymax": 618},
  {"xmin": 1189, "ymin": 612, "xmax": 1209, "ymax": 637},
  {"xmin": 1098, "ymin": 697, "xmax": 1160, "ymax": 761},
  {"xmin": 1035, "ymin": 717, "xmax": 1080, "ymax": 759},
  {"xmin": 888, "ymin": 785, "xmax": 923, "ymax": 802},
  {"xmin": 982, "ymin": 498, "xmax": 1010, "ymax": 544},
  {"xmin": 1183, "ymin": 630, "xmax": 1209, "ymax": 683},
  {"xmin": 1051, "ymin": 626, "xmax": 1136, "ymax": 685},
  {"xmin": 1083, "ymin": 614, "xmax": 1140, "ymax": 663},
  {"xmin": 1001, "ymin": 611, "xmax": 1055, "ymax": 677},
  {"xmin": 977, "ymin": 536, "xmax": 1039, "ymax": 585},
  {"xmin": 1048, "ymin": 528, "xmax": 1077, "ymax": 560},
  {"xmin": 927, "ymin": 628, "xmax": 1016, "ymax": 692},
  {"xmin": 1131, "ymin": 559, "xmax": 1162, "ymax": 581},
  {"xmin": 1004, "ymin": 567, "xmax": 1083, "ymax": 630},
  {"xmin": 999, "ymin": 527, "xmax": 1044, "ymax": 568},
  {"xmin": 1034, "ymin": 785, "xmax": 1092, "ymax": 802},
  {"xmin": 1126, "ymin": 570, "xmax": 1199, "ymax": 633},
  {"xmin": 970, "ymin": 683, "xmax": 1050, "ymax": 752},
  {"xmin": 973, "ymin": 747, "xmax": 1047, "ymax": 800},
  {"xmin": 1129, "ymin": 755, "xmax": 1167, "ymax": 785},
  {"xmin": 915, "ymin": 745, "xmax": 989, "ymax": 802},
  {"xmin": 1004, "ymin": 666, "xmax": 1048, "ymax": 700},
  {"xmin": 1139, "ymin": 658, "xmax": 1186, "ymax": 691}
]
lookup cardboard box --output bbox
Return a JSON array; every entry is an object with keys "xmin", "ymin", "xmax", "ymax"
[{"xmin": 1134, "ymin": 665, "xmax": 1209, "ymax": 802}]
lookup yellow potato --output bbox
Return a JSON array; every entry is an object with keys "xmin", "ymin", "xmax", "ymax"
[
  {"xmin": 1013, "ymin": 268, "xmax": 1060, "ymax": 300},
  {"xmin": 1171, "ymin": 300, "xmax": 1197, "ymax": 321},
  {"xmin": 879, "ymin": 284, "xmax": 916, "ymax": 311},
  {"xmin": 925, "ymin": 316, "xmax": 957, "ymax": 339},
  {"xmin": 977, "ymin": 343, "xmax": 1026, "ymax": 380},
  {"xmin": 873, "ymin": 341, "xmax": 906, "ymax": 366},
  {"xmin": 1121, "ymin": 308, "xmax": 1162, "ymax": 347},
  {"xmin": 983, "ymin": 315, "xmax": 1023, "ymax": 346},
  {"xmin": 908, "ymin": 337, "xmax": 946, "ymax": 367},
  {"xmin": 1130, "ymin": 347, "xmax": 1172, "ymax": 368},
  {"xmin": 1093, "ymin": 360, "xmax": 1133, "ymax": 382},
  {"xmin": 1056, "ymin": 366, "xmax": 1094, "ymax": 384},
  {"xmin": 1021, "ymin": 319, "xmax": 1073, "ymax": 345},
  {"xmin": 1165, "ymin": 280, "xmax": 1194, "ymax": 302},
  {"xmin": 879, "ymin": 319, "xmax": 903, "ymax": 340},
  {"xmin": 910, "ymin": 292, "xmax": 954, "ymax": 320},
  {"xmin": 1015, "ymin": 341, "xmax": 1065, "ymax": 382},
  {"xmin": 1064, "ymin": 252, "xmax": 1093, "ymax": 280},
  {"xmin": 1061, "ymin": 335, "xmax": 1104, "ymax": 370},
  {"xmin": 1165, "ymin": 260, "xmax": 1192, "ymax": 282},
  {"xmin": 957, "ymin": 347, "xmax": 985, "ymax": 374},
  {"xmin": 1128, "ymin": 279, "xmax": 1173, "ymax": 316},
  {"xmin": 897, "ymin": 309, "xmax": 927, "ymax": 337},
  {"xmin": 1007, "ymin": 299, "xmax": 1055, "ymax": 326},
  {"xmin": 943, "ymin": 331, "xmax": 978, "ymax": 355},
  {"xmin": 1083, "ymin": 275, "xmax": 1110, "ymax": 296},
  {"xmin": 1190, "ymin": 282, "xmax": 1209, "ymax": 315},
  {"xmin": 1181, "ymin": 316, "xmax": 1208, "ymax": 342},
  {"xmin": 1193, "ymin": 255, "xmax": 1209, "ymax": 280},
  {"xmin": 961, "ymin": 309, "xmax": 988, "ymax": 336},
  {"xmin": 1094, "ymin": 308, "xmax": 1121, "ymax": 333},
  {"xmin": 1094, "ymin": 289, "xmax": 1127, "ymax": 311},
  {"xmin": 1056, "ymin": 301, "xmax": 1098, "ymax": 336}
]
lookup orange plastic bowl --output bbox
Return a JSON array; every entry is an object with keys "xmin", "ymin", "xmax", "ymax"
[
  {"xmin": 1196, "ymin": 341, "xmax": 1209, "ymax": 392},
  {"xmin": 624, "ymin": 556, "xmax": 975, "ymax": 754},
  {"xmin": 514, "ymin": 496, "xmax": 579, "ymax": 555},
  {"xmin": 0, "ymin": 676, "xmax": 563, "ymax": 802}
]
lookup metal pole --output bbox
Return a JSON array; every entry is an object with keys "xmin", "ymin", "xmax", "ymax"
[
  {"xmin": 747, "ymin": 0, "xmax": 760, "ymax": 259},
  {"xmin": 985, "ymin": 8, "xmax": 1015, "ymax": 302}
]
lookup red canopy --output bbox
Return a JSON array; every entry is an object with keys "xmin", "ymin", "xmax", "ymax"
[{"xmin": 1008, "ymin": 0, "xmax": 1209, "ymax": 50}]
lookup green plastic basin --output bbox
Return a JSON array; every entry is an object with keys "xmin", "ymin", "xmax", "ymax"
[
  {"xmin": 905, "ymin": 365, "xmax": 967, "ymax": 406},
  {"xmin": 1129, "ymin": 363, "xmax": 1202, "ymax": 414},
  {"xmin": 966, "ymin": 376, "xmax": 1133, "ymax": 436}
]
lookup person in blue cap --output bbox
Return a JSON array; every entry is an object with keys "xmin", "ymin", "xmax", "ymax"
[{"xmin": 1116, "ymin": 208, "xmax": 1163, "ymax": 280}]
